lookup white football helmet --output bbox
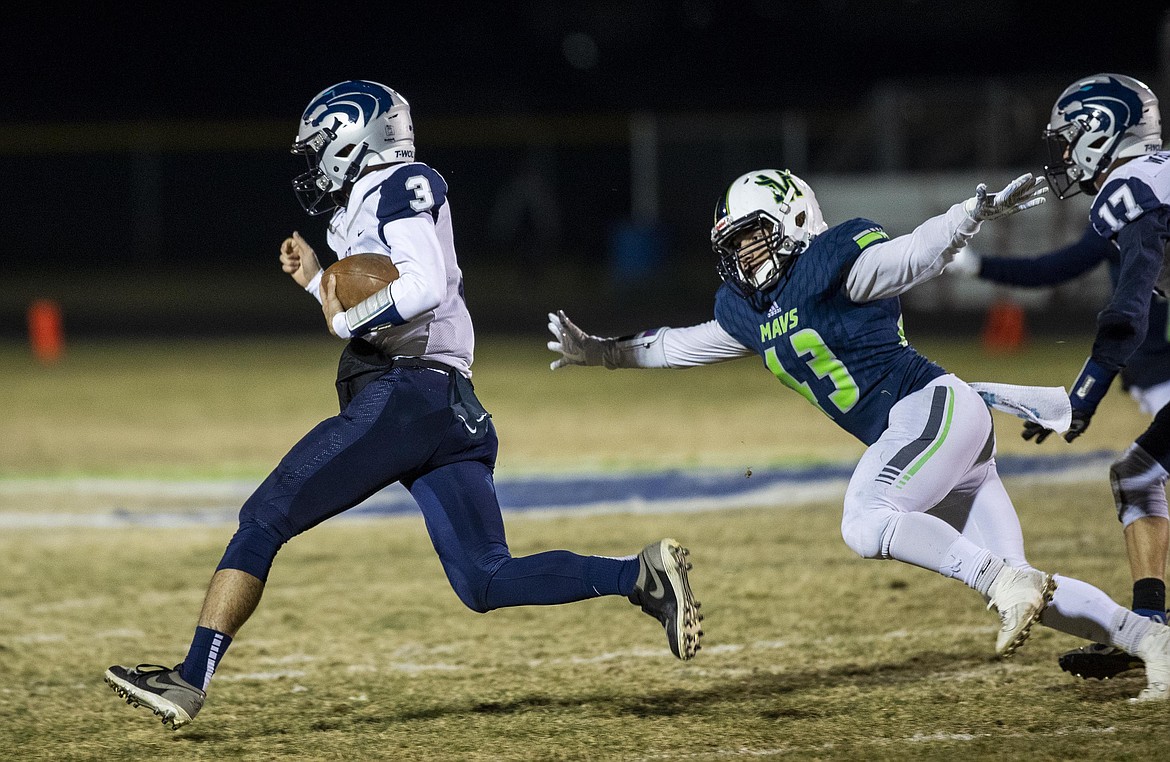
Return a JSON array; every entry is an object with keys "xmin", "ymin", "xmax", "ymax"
[
  {"xmin": 711, "ymin": 169, "xmax": 827, "ymax": 295},
  {"xmin": 1043, "ymin": 73, "xmax": 1161, "ymax": 199},
  {"xmin": 291, "ymin": 80, "xmax": 415, "ymax": 214}
]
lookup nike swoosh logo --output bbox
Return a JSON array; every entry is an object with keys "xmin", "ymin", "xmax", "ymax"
[
  {"xmin": 643, "ymin": 567, "xmax": 666, "ymax": 600},
  {"xmin": 457, "ymin": 412, "xmax": 489, "ymax": 434},
  {"xmin": 144, "ymin": 674, "xmax": 180, "ymax": 692}
]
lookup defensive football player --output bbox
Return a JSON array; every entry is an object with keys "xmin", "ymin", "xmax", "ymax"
[
  {"xmin": 549, "ymin": 167, "xmax": 1170, "ymax": 701},
  {"xmin": 104, "ymin": 80, "xmax": 701, "ymax": 729}
]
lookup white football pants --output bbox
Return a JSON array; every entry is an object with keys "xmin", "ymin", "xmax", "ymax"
[{"xmin": 841, "ymin": 374, "xmax": 1147, "ymax": 650}]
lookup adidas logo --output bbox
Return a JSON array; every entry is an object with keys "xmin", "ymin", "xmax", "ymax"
[{"xmin": 766, "ymin": 302, "xmax": 783, "ymax": 318}]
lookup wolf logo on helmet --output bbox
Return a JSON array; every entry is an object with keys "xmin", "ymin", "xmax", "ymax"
[
  {"xmin": 291, "ymin": 80, "xmax": 416, "ymax": 215},
  {"xmin": 1043, "ymin": 73, "xmax": 1162, "ymax": 199},
  {"xmin": 711, "ymin": 169, "xmax": 828, "ymax": 297}
]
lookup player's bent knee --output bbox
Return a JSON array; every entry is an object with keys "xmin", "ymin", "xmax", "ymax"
[
  {"xmin": 217, "ymin": 521, "xmax": 286, "ymax": 582},
  {"xmin": 1110, "ymin": 446, "xmax": 1170, "ymax": 527},
  {"xmin": 449, "ymin": 577, "xmax": 493, "ymax": 613},
  {"xmin": 840, "ymin": 511, "xmax": 888, "ymax": 559}
]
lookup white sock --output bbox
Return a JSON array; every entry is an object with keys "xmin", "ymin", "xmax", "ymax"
[
  {"xmin": 885, "ymin": 512, "xmax": 1003, "ymax": 594},
  {"xmin": 1039, "ymin": 574, "xmax": 1155, "ymax": 650}
]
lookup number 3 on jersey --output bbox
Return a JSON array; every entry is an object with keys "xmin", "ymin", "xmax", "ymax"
[
  {"xmin": 764, "ymin": 328, "xmax": 859, "ymax": 414},
  {"xmin": 406, "ymin": 175, "xmax": 434, "ymax": 211}
]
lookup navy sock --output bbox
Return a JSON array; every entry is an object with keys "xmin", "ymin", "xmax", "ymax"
[
  {"xmin": 179, "ymin": 626, "xmax": 232, "ymax": 692},
  {"xmin": 616, "ymin": 556, "xmax": 640, "ymax": 597},
  {"xmin": 585, "ymin": 554, "xmax": 640, "ymax": 598},
  {"xmin": 1137, "ymin": 578, "xmax": 1165, "ymax": 618},
  {"xmin": 1133, "ymin": 577, "xmax": 1166, "ymax": 623}
]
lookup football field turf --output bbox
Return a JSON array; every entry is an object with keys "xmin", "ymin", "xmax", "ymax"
[{"xmin": 1, "ymin": 335, "xmax": 1166, "ymax": 760}]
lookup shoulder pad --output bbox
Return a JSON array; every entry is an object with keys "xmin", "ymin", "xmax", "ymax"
[
  {"xmin": 373, "ymin": 164, "xmax": 449, "ymax": 225},
  {"xmin": 1091, "ymin": 175, "xmax": 1164, "ymax": 237}
]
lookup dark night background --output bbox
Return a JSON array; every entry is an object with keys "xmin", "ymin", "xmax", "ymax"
[
  {"xmin": 4, "ymin": 3, "xmax": 1162, "ymax": 118},
  {"xmin": 2, "ymin": 2, "xmax": 1167, "ymax": 336}
]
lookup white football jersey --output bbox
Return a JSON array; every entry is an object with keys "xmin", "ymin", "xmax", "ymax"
[
  {"xmin": 324, "ymin": 162, "xmax": 475, "ymax": 377},
  {"xmin": 1090, "ymin": 151, "xmax": 1170, "ymax": 238}
]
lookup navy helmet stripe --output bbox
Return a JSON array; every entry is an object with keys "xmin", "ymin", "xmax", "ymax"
[
  {"xmin": 303, "ymin": 81, "xmax": 396, "ymax": 127},
  {"xmin": 1059, "ymin": 76, "xmax": 1145, "ymax": 130}
]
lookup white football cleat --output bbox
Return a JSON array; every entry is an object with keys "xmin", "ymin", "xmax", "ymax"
[
  {"xmin": 986, "ymin": 566, "xmax": 1056, "ymax": 657},
  {"xmin": 1131, "ymin": 624, "xmax": 1170, "ymax": 702}
]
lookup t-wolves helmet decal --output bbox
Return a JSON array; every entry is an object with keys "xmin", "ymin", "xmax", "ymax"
[
  {"xmin": 291, "ymin": 80, "xmax": 415, "ymax": 215},
  {"xmin": 1043, "ymin": 73, "xmax": 1162, "ymax": 199},
  {"xmin": 711, "ymin": 169, "xmax": 828, "ymax": 296}
]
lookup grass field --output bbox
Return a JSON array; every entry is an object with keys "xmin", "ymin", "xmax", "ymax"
[{"xmin": 1, "ymin": 334, "xmax": 1166, "ymax": 760}]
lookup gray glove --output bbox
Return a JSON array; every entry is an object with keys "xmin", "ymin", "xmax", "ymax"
[
  {"xmin": 964, "ymin": 173, "xmax": 1048, "ymax": 221},
  {"xmin": 547, "ymin": 310, "xmax": 614, "ymax": 370}
]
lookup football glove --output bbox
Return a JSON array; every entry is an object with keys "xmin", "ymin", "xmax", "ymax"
[
  {"xmin": 964, "ymin": 173, "xmax": 1048, "ymax": 222},
  {"xmin": 1022, "ymin": 408, "xmax": 1093, "ymax": 444},
  {"xmin": 547, "ymin": 310, "xmax": 613, "ymax": 370}
]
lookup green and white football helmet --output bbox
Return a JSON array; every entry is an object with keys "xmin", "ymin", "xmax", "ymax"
[{"xmin": 712, "ymin": 169, "xmax": 828, "ymax": 295}]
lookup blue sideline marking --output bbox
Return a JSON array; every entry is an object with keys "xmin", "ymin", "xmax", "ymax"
[
  {"xmin": 346, "ymin": 449, "xmax": 1117, "ymax": 518},
  {"xmin": 0, "ymin": 450, "xmax": 1118, "ymax": 529}
]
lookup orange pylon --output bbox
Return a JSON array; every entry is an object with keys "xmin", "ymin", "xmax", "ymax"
[
  {"xmin": 981, "ymin": 299, "xmax": 1026, "ymax": 354},
  {"xmin": 28, "ymin": 299, "xmax": 64, "ymax": 364}
]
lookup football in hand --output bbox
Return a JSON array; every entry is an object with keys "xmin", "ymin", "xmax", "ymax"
[{"xmin": 323, "ymin": 253, "xmax": 400, "ymax": 309}]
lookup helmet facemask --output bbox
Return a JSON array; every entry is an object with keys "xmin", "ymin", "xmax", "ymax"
[
  {"xmin": 713, "ymin": 209, "xmax": 806, "ymax": 296},
  {"xmin": 1043, "ymin": 112, "xmax": 1123, "ymax": 199},
  {"xmin": 1043, "ymin": 119, "xmax": 1093, "ymax": 199},
  {"xmin": 290, "ymin": 121, "xmax": 361, "ymax": 215}
]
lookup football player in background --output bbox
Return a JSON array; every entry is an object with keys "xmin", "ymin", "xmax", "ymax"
[
  {"xmin": 949, "ymin": 223, "xmax": 1170, "ymax": 679},
  {"xmin": 548, "ymin": 167, "xmax": 1170, "ymax": 701},
  {"xmin": 104, "ymin": 80, "xmax": 701, "ymax": 729},
  {"xmin": 965, "ymin": 73, "xmax": 1170, "ymax": 680}
]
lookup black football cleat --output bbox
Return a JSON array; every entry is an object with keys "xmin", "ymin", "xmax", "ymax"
[
  {"xmin": 104, "ymin": 663, "xmax": 205, "ymax": 729},
  {"xmin": 628, "ymin": 538, "xmax": 703, "ymax": 660}
]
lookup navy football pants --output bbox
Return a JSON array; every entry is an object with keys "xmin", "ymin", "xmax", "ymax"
[{"xmin": 217, "ymin": 363, "xmax": 631, "ymax": 612}]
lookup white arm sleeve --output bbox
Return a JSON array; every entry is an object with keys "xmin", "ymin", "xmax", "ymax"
[
  {"xmin": 342, "ymin": 215, "xmax": 445, "ymax": 334},
  {"xmin": 845, "ymin": 201, "xmax": 981, "ymax": 302},
  {"xmin": 378, "ymin": 215, "xmax": 445, "ymax": 322},
  {"xmin": 605, "ymin": 320, "xmax": 753, "ymax": 368},
  {"xmin": 305, "ymin": 270, "xmax": 323, "ymax": 303}
]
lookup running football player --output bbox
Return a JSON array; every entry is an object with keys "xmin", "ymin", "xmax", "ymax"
[{"xmin": 103, "ymin": 80, "xmax": 701, "ymax": 729}]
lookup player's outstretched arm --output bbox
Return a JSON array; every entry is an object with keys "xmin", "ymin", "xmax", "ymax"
[
  {"xmin": 948, "ymin": 226, "xmax": 1110, "ymax": 286},
  {"xmin": 547, "ymin": 311, "xmax": 753, "ymax": 370},
  {"xmin": 279, "ymin": 231, "xmax": 323, "ymax": 291},
  {"xmin": 846, "ymin": 174, "xmax": 1046, "ymax": 303}
]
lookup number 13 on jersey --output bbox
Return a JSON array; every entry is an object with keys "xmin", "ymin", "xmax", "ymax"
[{"xmin": 764, "ymin": 328, "xmax": 859, "ymax": 414}]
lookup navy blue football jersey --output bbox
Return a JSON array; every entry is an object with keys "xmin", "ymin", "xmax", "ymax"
[
  {"xmin": 715, "ymin": 218, "xmax": 945, "ymax": 444},
  {"xmin": 1084, "ymin": 151, "xmax": 1170, "ymax": 373}
]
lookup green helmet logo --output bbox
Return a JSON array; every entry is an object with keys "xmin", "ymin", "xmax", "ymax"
[{"xmin": 753, "ymin": 171, "xmax": 803, "ymax": 204}]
